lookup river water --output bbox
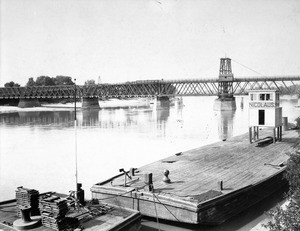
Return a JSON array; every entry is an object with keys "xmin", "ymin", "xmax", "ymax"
[{"xmin": 0, "ymin": 96, "xmax": 299, "ymax": 230}]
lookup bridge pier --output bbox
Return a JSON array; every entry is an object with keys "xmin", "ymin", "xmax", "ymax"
[
  {"xmin": 82, "ymin": 97, "xmax": 100, "ymax": 110},
  {"xmin": 156, "ymin": 96, "xmax": 170, "ymax": 108},
  {"xmin": 18, "ymin": 98, "xmax": 41, "ymax": 108}
]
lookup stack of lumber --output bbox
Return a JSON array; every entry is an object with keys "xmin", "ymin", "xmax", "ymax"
[
  {"xmin": 15, "ymin": 186, "xmax": 40, "ymax": 217},
  {"xmin": 40, "ymin": 195, "xmax": 79, "ymax": 230}
]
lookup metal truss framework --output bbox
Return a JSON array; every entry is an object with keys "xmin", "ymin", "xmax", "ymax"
[{"xmin": 0, "ymin": 76, "xmax": 299, "ymax": 99}]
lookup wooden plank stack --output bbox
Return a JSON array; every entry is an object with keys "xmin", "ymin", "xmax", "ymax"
[
  {"xmin": 15, "ymin": 186, "xmax": 40, "ymax": 217},
  {"xmin": 40, "ymin": 195, "xmax": 79, "ymax": 230}
]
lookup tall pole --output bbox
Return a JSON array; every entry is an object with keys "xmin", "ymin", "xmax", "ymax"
[
  {"xmin": 74, "ymin": 79, "xmax": 78, "ymax": 209},
  {"xmin": 75, "ymin": 79, "xmax": 77, "ymax": 121}
]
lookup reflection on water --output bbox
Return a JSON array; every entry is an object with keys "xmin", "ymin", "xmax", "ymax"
[
  {"xmin": 0, "ymin": 105, "xmax": 172, "ymax": 131},
  {"xmin": 0, "ymin": 103, "xmax": 235, "ymax": 142},
  {"xmin": 1, "ymin": 96, "xmax": 298, "ymax": 143},
  {"xmin": 0, "ymin": 111, "xmax": 75, "ymax": 127},
  {"xmin": 217, "ymin": 110, "xmax": 236, "ymax": 141},
  {"xmin": 240, "ymin": 97, "xmax": 244, "ymax": 109},
  {"xmin": 156, "ymin": 108, "xmax": 170, "ymax": 122}
]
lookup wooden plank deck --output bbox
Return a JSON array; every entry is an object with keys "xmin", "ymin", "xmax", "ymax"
[
  {"xmin": 96, "ymin": 128, "xmax": 299, "ymax": 201},
  {"xmin": 91, "ymin": 128, "xmax": 300, "ymax": 224}
]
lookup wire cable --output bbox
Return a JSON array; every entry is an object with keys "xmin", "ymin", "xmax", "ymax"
[
  {"xmin": 97, "ymin": 188, "xmax": 135, "ymax": 201},
  {"xmin": 231, "ymin": 58, "xmax": 267, "ymax": 77},
  {"xmin": 152, "ymin": 192, "xmax": 180, "ymax": 222}
]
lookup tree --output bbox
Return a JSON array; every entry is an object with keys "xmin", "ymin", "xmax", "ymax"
[
  {"xmin": 35, "ymin": 76, "xmax": 55, "ymax": 86},
  {"xmin": 25, "ymin": 76, "xmax": 74, "ymax": 86},
  {"xmin": 84, "ymin": 79, "xmax": 96, "ymax": 86},
  {"xmin": 295, "ymin": 117, "xmax": 300, "ymax": 129},
  {"xmin": 26, "ymin": 77, "xmax": 35, "ymax": 87},
  {"xmin": 54, "ymin": 76, "xmax": 74, "ymax": 85},
  {"xmin": 264, "ymin": 149, "xmax": 300, "ymax": 230},
  {"xmin": 4, "ymin": 81, "xmax": 20, "ymax": 87},
  {"xmin": 279, "ymin": 85, "xmax": 300, "ymax": 95},
  {"xmin": 264, "ymin": 202, "xmax": 300, "ymax": 230}
]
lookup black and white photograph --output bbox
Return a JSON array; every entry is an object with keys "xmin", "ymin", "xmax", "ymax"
[{"xmin": 0, "ymin": 0, "xmax": 300, "ymax": 230}]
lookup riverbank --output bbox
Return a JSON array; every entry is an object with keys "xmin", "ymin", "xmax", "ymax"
[
  {"xmin": 0, "ymin": 98, "xmax": 153, "ymax": 114},
  {"xmin": 0, "ymin": 105, "xmax": 75, "ymax": 114}
]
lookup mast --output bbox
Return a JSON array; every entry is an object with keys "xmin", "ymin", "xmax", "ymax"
[{"xmin": 74, "ymin": 79, "xmax": 78, "ymax": 210}]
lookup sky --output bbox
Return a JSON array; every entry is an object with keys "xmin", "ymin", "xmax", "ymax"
[{"xmin": 1, "ymin": 0, "xmax": 300, "ymax": 86}]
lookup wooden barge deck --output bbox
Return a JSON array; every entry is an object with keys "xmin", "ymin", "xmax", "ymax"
[
  {"xmin": 0, "ymin": 194, "xmax": 141, "ymax": 231},
  {"xmin": 91, "ymin": 128, "xmax": 300, "ymax": 225}
]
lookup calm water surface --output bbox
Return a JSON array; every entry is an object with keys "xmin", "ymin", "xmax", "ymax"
[{"xmin": 0, "ymin": 96, "xmax": 299, "ymax": 230}]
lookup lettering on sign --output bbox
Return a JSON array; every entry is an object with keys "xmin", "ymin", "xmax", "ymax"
[{"xmin": 249, "ymin": 102, "xmax": 279, "ymax": 108}]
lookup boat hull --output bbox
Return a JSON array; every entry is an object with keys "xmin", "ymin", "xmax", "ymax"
[
  {"xmin": 91, "ymin": 129, "xmax": 299, "ymax": 225},
  {"xmin": 0, "ymin": 194, "xmax": 142, "ymax": 231},
  {"xmin": 197, "ymin": 169, "xmax": 287, "ymax": 224},
  {"xmin": 91, "ymin": 169, "xmax": 287, "ymax": 225}
]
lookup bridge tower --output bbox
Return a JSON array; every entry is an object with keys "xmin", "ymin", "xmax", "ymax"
[
  {"xmin": 214, "ymin": 57, "xmax": 236, "ymax": 111},
  {"xmin": 218, "ymin": 58, "xmax": 234, "ymax": 99}
]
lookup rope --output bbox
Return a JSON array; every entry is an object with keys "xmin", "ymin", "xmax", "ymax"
[
  {"xmin": 96, "ymin": 184, "xmax": 148, "ymax": 201},
  {"xmin": 152, "ymin": 193, "xmax": 161, "ymax": 231},
  {"xmin": 94, "ymin": 184, "xmax": 181, "ymax": 225},
  {"xmin": 0, "ymin": 204, "xmax": 16, "ymax": 208},
  {"xmin": 0, "ymin": 209, "xmax": 15, "ymax": 213},
  {"xmin": 97, "ymin": 188, "xmax": 135, "ymax": 201}
]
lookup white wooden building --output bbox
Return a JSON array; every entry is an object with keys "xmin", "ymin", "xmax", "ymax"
[{"xmin": 248, "ymin": 90, "xmax": 282, "ymax": 143}]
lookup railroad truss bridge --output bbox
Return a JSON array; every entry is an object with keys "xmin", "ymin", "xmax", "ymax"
[{"xmin": 1, "ymin": 58, "xmax": 299, "ymax": 108}]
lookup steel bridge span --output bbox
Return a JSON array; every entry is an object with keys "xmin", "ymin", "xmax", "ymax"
[
  {"xmin": 1, "ymin": 57, "xmax": 300, "ymax": 108},
  {"xmin": 0, "ymin": 76, "xmax": 299, "ymax": 99}
]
